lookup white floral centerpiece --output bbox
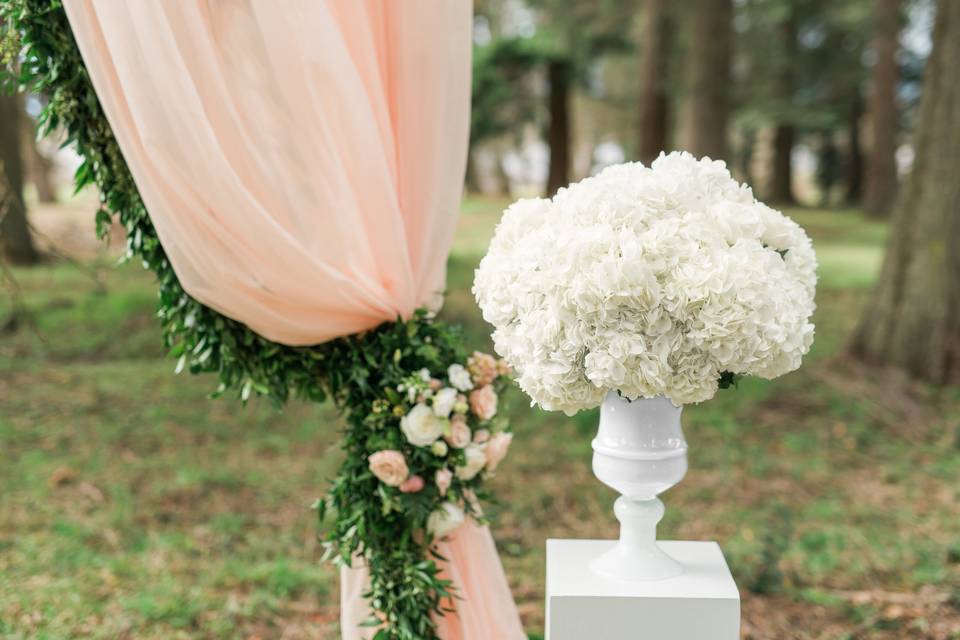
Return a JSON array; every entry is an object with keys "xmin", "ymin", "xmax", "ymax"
[
  {"xmin": 473, "ymin": 152, "xmax": 817, "ymax": 580},
  {"xmin": 474, "ymin": 152, "xmax": 817, "ymax": 414}
]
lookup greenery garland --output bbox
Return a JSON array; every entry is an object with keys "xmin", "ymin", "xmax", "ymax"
[{"xmin": 1, "ymin": 3, "xmax": 514, "ymax": 639}]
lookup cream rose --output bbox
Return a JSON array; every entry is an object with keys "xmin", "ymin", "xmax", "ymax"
[
  {"xmin": 368, "ymin": 450, "xmax": 409, "ymax": 487},
  {"xmin": 432, "ymin": 387, "xmax": 458, "ymax": 418},
  {"xmin": 485, "ymin": 432, "xmax": 513, "ymax": 473},
  {"xmin": 400, "ymin": 404, "xmax": 447, "ymax": 447},
  {"xmin": 447, "ymin": 364, "xmax": 474, "ymax": 392},
  {"xmin": 427, "ymin": 502, "xmax": 465, "ymax": 538},
  {"xmin": 469, "ymin": 385, "xmax": 498, "ymax": 421},
  {"xmin": 455, "ymin": 443, "xmax": 487, "ymax": 480}
]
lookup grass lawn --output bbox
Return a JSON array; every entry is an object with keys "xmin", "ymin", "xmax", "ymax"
[{"xmin": 2, "ymin": 197, "xmax": 959, "ymax": 639}]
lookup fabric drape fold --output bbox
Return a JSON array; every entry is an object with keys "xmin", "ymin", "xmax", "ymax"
[
  {"xmin": 64, "ymin": 0, "xmax": 471, "ymax": 345},
  {"xmin": 341, "ymin": 520, "xmax": 527, "ymax": 640}
]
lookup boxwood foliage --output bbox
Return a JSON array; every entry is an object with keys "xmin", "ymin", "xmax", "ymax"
[{"xmin": 1, "ymin": 2, "xmax": 479, "ymax": 638}]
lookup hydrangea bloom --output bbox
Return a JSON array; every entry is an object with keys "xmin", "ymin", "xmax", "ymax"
[{"xmin": 473, "ymin": 152, "xmax": 817, "ymax": 414}]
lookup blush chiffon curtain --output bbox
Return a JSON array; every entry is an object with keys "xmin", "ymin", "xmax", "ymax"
[
  {"xmin": 64, "ymin": 0, "xmax": 470, "ymax": 345},
  {"xmin": 63, "ymin": 1, "xmax": 525, "ymax": 638}
]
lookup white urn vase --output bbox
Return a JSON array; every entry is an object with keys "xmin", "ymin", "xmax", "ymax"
[{"xmin": 590, "ymin": 390, "xmax": 688, "ymax": 581}]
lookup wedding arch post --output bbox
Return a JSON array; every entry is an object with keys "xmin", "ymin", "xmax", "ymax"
[{"xmin": 2, "ymin": 1, "xmax": 528, "ymax": 638}]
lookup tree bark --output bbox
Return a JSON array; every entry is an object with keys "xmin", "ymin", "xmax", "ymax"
[
  {"xmin": 494, "ymin": 144, "xmax": 512, "ymax": 196},
  {"xmin": 769, "ymin": 14, "xmax": 798, "ymax": 204},
  {"xmin": 863, "ymin": 0, "xmax": 902, "ymax": 217},
  {"xmin": 637, "ymin": 0, "xmax": 673, "ymax": 164},
  {"xmin": 851, "ymin": 0, "xmax": 960, "ymax": 383},
  {"xmin": 817, "ymin": 132, "xmax": 840, "ymax": 207},
  {"xmin": 738, "ymin": 128, "xmax": 755, "ymax": 185},
  {"xmin": 679, "ymin": 0, "xmax": 732, "ymax": 161},
  {"xmin": 546, "ymin": 59, "xmax": 571, "ymax": 196},
  {"xmin": 770, "ymin": 125, "xmax": 796, "ymax": 204},
  {"xmin": 464, "ymin": 148, "xmax": 482, "ymax": 194},
  {"xmin": 23, "ymin": 119, "xmax": 57, "ymax": 204},
  {"xmin": 846, "ymin": 94, "xmax": 865, "ymax": 204},
  {"xmin": 0, "ymin": 94, "xmax": 39, "ymax": 265}
]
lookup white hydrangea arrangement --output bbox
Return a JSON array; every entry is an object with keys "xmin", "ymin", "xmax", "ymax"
[{"xmin": 473, "ymin": 152, "xmax": 817, "ymax": 414}]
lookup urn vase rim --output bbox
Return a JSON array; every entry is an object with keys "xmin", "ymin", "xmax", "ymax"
[{"xmin": 603, "ymin": 390, "xmax": 682, "ymax": 408}]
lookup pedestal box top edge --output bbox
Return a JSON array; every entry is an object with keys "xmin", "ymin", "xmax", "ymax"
[{"xmin": 546, "ymin": 539, "xmax": 740, "ymax": 601}]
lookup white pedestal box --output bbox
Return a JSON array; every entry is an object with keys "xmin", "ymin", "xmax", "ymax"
[{"xmin": 545, "ymin": 540, "xmax": 740, "ymax": 640}]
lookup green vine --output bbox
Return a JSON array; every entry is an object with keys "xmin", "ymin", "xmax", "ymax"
[{"xmin": 1, "ymin": 3, "xmax": 512, "ymax": 638}]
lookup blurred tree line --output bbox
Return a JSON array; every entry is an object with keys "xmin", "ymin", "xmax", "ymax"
[
  {"xmin": 470, "ymin": 0, "xmax": 930, "ymax": 217},
  {"xmin": 2, "ymin": 0, "xmax": 958, "ymax": 384},
  {"xmin": 471, "ymin": 0, "xmax": 960, "ymax": 384}
]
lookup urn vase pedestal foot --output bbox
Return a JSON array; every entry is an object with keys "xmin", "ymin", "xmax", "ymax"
[{"xmin": 589, "ymin": 496, "xmax": 682, "ymax": 581}]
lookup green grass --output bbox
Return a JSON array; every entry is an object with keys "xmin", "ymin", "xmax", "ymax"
[{"xmin": 1, "ymin": 198, "xmax": 958, "ymax": 639}]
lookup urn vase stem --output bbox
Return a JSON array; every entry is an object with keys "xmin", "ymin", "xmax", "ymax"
[{"xmin": 589, "ymin": 391, "xmax": 687, "ymax": 581}]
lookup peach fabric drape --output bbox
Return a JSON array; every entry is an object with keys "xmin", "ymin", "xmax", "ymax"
[
  {"xmin": 64, "ymin": 1, "xmax": 525, "ymax": 638},
  {"xmin": 63, "ymin": 0, "xmax": 471, "ymax": 345},
  {"xmin": 341, "ymin": 520, "xmax": 526, "ymax": 640}
]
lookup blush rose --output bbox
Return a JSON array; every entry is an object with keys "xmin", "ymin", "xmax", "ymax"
[
  {"xmin": 469, "ymin": 385, "xmax": 498, "ymax": 420},
  {"xmin": 368, "ymin": 450, "xmax": 409, "ymax": 487}
]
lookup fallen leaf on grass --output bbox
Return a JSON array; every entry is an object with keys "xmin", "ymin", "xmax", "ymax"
[{"xmin": 48, "ymin": 466, "xmax": 77, "ymax": 488}]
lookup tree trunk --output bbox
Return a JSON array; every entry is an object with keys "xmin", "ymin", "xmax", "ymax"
[
  {"xmin": 851, "ymin": 0, "xmax": 960, "ymax": 383},
  {"xmin": 817, "ymin": 132, "xmax": 840, "ymax": 207},
  {"xmin": 546, "ymin": 59, "xmax": 571, "ymax": 196},
  {"xmin": 769, "ymin": 15, "xmax": 798, "ymax": 204},
  {"xmin": 0, "ymin": 94, "xmax": 39, "ymax": 265},
  {"xmin": 738, "ymin": 127, "xmax": 756, "ymax": 185},
  {"xmin": 494, "ymin": 144, "xmax": 512, "ymax": 197},
  {"xmin": 24, "ymin": 137, "xmax": 57, "ymax": 204},
  {"xmin": 21, "ymin": 108, "xmax": 57, "ymax": 204},
  {"xmin": 770, "ymin": 125, "xmax": 796, "ymax": 204},
  {"xmin": 464, "ymin": 148, "xmax": 482, "ymax": 194},
  {"xmin": 863, "ymin": 0, "xmax": 902, "ymax": 217},
  {"xmin": 637, "ymin": 0, "xmax": 673, "ymax": 164},
  {"xmin": 846, "ymin": 95, "xmax": 865, "ymax": 204},
  {"xmin": 679, "ymin": 0, "xmax": 732, "ymax": 160}
]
